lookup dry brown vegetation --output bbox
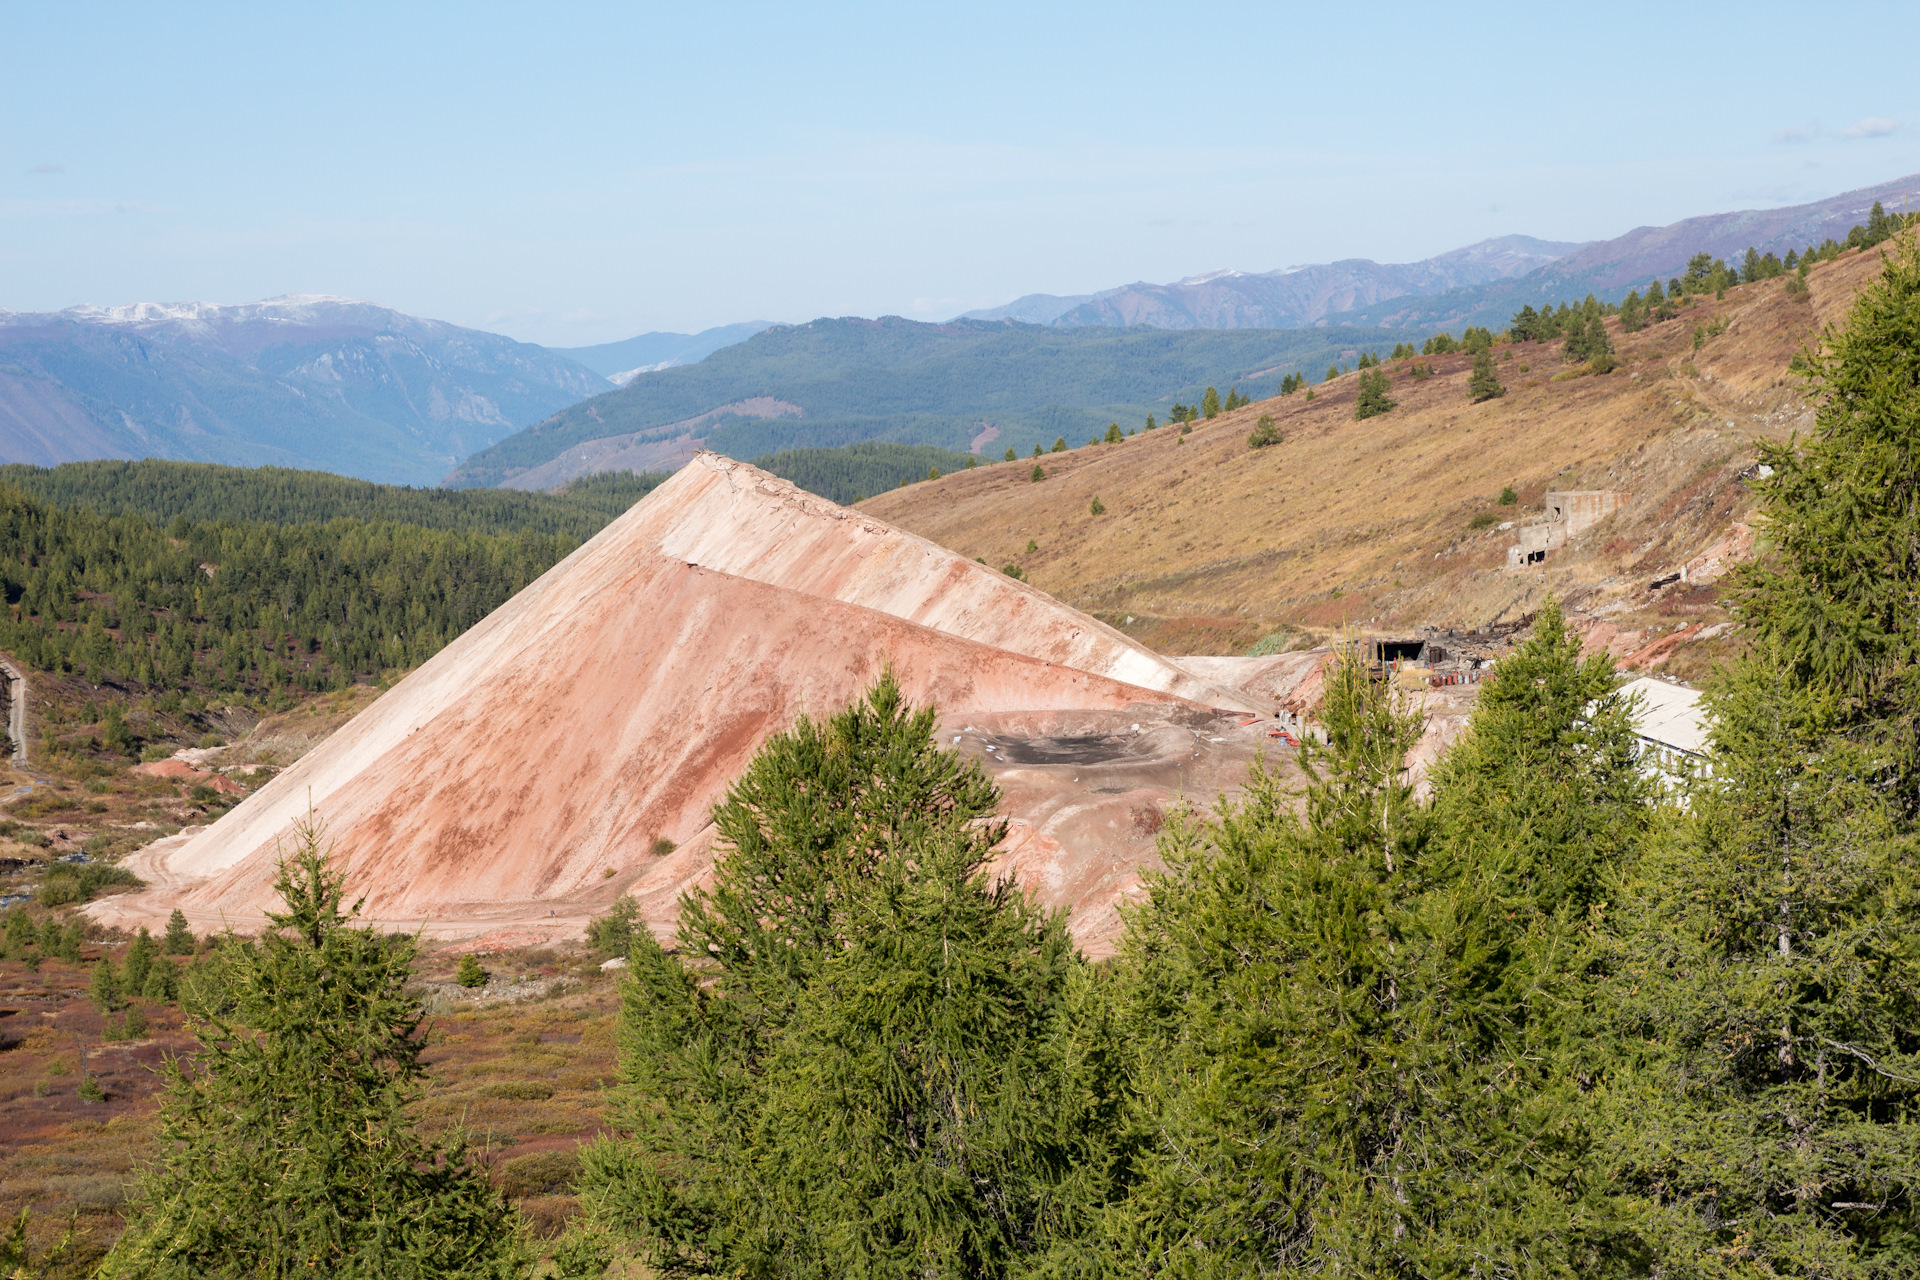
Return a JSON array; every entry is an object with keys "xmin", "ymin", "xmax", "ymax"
[
  {"xmin": 863, "ymin": 247, "xmax": 1892, "ymax": 667},
  {"xmin": 0, "ymin": 937, "xmax": 619, "ymax": 1273}
]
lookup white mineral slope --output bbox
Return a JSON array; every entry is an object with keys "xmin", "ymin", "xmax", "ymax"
[
  {"xmin": 87, "ymin": 460, "xmax": 1216, "ymax": 940},
  {"xmin": 632, "ymin": 453, "xmax": 1259, "ymax": 711}
]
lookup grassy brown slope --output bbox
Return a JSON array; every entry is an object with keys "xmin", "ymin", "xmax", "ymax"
[{"xmin": 863, "ymin": 247, "xmax": 1888, "ymax": 655}]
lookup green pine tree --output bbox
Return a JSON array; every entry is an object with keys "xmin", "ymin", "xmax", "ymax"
[
  {"xmin": 163, "ymin": 908, "xmax": 195, "ymax": 955},
  {"xmin": 1587, "ymin": 227, "xmax": 1920, "ymax": 1276},
  {"xmin": 1620, "ymin": 288, "xmax": 1645, "ymax": 332},
  {"xmin": 90, "ymin": 954, "xmax": 124, "ymax": 1014},
  {"xmin": 1004, "ymin": 447, "xmax": 1017, "ymax": 462},
  {"xmin": 1738, "ymin": 230, "xmax": 1920, "ymax": 744},
  {"xmin": 576, "ymin": 674, "xmax": 1090, "ymax": 1278},
  {"xmin": 1201, "ymin": 387, "xmax": 1222, "ymax": 418},
  {"xmin": 1353, "ymin": 367, "xmax": 1396, "ymax": 419},
  {"xmin": 1467, "ymin": 348, "xmax": 1506, "ymax": 402},
  {"xmin": 1081, "ymin": 613, "xmax": 1651, "ymax": 1274},
  {"xmin": 124, "ymin": 926, "xmax": 155, "ymax": 995},
  {"xmin": 100, "ymin": 816, "xmax": 524, "ymax": 1279},
  {"xmin": 456, "ymin": 953, "xmax": 488, "ymax": 988},
  {"xmin": 1599, "ymin": 649, "xmax": 1920, "ymax": 1271},
  {"xmin": 1051, "ymin": 437, "xmax": 1067, "ymax": 453},
  {"xmin": 1104, "ymin": 423, "xmax": 1122, "ymax": 444}
]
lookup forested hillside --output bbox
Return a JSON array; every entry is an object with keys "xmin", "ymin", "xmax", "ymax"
[
  {"xmin": 0, "ymin": 462, "xmax": 667, "ymax": 759},
  {"xmin": 749, "ymin": 442, "xmax": 980, "ymax": 504},
  {"xmin": 445, "ymin": 317, "xmax": 1424, "ymax": 488},
  {"xmin": 0, "ymin": 460, "xmax": 665, "ymax": 539}
]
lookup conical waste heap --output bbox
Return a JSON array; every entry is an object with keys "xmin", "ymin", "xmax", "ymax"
[{"xmin": 91, "ymin": 454, "xmax": 1272, "ymax": 951}]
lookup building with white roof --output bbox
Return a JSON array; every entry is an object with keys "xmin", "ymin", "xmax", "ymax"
[{"xmin": 1617, "ymin": 676, "xmax": 1710, "ymax": 781}]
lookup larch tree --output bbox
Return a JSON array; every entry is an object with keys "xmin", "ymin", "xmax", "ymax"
[
  {"xmin": 101, "ymin": 815, "xmax": 524, "ymax": 1280},
  {"xmin": 575, "ymin": 674, "xmax": 1096, "ymax": 1280}
]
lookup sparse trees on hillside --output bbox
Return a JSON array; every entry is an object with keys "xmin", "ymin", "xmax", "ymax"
[
  {"xmin": 1422, "ymin": 332, "xmax": 1460, "ymax": 355},
  {"xmin": 1247, "ymin": 415, "xmax": 1282, "ymax": 448}
]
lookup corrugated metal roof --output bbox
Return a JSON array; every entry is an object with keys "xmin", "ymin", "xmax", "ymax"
[{"xmin": 1618, "ymin": 676, "xmax": 1709, "ymax": 756}]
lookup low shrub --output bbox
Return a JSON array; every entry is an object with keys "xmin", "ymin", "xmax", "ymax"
[
  {"xmin": 456, "ymin": 954, "xmax": 489, "ymax": 988},
  {"xmin": 38, "ymin": 862, "xmax": 143, "ymax": 906},
  {"xmin": 495, "ymin": 1149, "xmax": 580, "ymax": 1198},
  {"xmin": 482, "ymin": 1080, "xmax": 556, "ymax": 1102},
  {"xmin": 584, "ymin": 896, "xmax": 638, "ymax": 958}
]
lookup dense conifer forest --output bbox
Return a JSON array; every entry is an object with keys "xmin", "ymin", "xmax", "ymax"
[
  {"xmin": 0, "ymin": 461, "xmax": 665, "ymax": 539},
  {"xmin": 750, "ymin": 441, "xmax": 982, "ymax": 503},
  {"xmin": 0, "ymin": 463, "xmax": 666, "ymax": 716}
]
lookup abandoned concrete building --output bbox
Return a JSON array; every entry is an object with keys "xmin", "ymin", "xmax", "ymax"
[{"xmin": 1506, "ymin": 490, "xmax": 1629, "ymax": 569}]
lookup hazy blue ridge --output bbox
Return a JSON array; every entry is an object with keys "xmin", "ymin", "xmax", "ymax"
[
  {"xmin": 445, "ymin": 316, "xmax": 1427, "ymax": 488},
  {"xmin": 0, "ymin": 298, "xmax": 608, "ymax": 487},
  {"xmin": 552, "ymin": 321, "xmax": 777, "ymax": 379}
]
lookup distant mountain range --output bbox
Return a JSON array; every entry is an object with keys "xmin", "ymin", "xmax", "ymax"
[
  {"xmin": 551, "ymin": 321, "xmax": 776, "ymax": 385},
  {"xmin": 962, "ymin": 235, "xmax": 1585, "ymax": 329},
  {"xmin": 962, "ymin": 174, "xmax": 1920, "ymax": 335},
  {"xmin": 4, "ymin": 173, "xmax": 1916, "ymax": 491},
  {"xmin": 442, "ymin": 318, "xmax": 1424, "ymax": 489},
  {"xmin": 0, "ymin": 296, "xmax": 605, "ymax": 487},
  {"xmin": 1328, "ymin": 172, "xmax": 1920, "ymax": 331}
]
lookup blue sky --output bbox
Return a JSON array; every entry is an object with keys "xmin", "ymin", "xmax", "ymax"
[{"xmin": 4, "ymin": 1, "xmax": 1917, "ymax": 345}]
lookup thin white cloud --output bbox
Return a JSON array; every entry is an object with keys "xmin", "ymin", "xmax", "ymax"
[
  {"xmin": 29, "ymin": 163, "xmax": 62, "ymax": 175},
  {"xmin": 1773, "ymin": 116, "xmax": 1897, "ymax": 144},
  {"xmin": 1838, "ymin": 116, "xmax": 1898, "ymax": 139}
]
